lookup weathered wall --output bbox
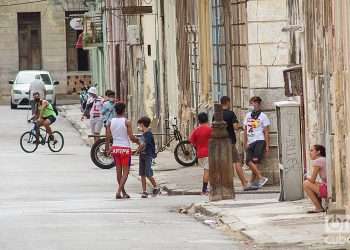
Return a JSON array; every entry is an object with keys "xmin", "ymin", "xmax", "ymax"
[
  {"xmin": 175, "ymin": 0, "xmax": 197, "ymax": 136},
  {"xmin": 163, "ymin": 0, "xmax": 179, "ymax": 122},
  {"xmin": 303, "ymin": 0, "xmax": 334, "ymax": 148},
  {"xmin": 301, "ymin": 0, "xmax": 337, "ymax": 208},
  {"xmin": 331, "ymin": 0, "xmax": 350, "ymax": 213},
  {"xmin": 294, "ymin": 0, "xmax": 349, "ymax": 213}
]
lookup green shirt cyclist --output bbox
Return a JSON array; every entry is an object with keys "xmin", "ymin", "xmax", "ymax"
[{"xmin": 33, "ymin": 92, "xmax": 56, "ymax": 141}]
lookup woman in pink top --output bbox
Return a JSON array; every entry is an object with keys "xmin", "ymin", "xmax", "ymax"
[{"xmin": 303, "ymin": 145, "xmax": 327, "ymax": 213}]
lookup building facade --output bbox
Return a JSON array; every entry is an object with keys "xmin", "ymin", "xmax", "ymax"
[
  {"xmin": 0, "ymin": 0, "xmax": 91, "ymax": 98},
  {"xmin": 83, "ymin": 0, "xmax": 350, "ymax": 208},
  {"xmin": 87, "ymin": 0, "xmax": 291, "ymax": 185}
]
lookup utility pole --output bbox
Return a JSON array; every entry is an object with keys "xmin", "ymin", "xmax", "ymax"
[{"xmin": 209, "ymin": 103, "xmax": 234, "ymax": 201}]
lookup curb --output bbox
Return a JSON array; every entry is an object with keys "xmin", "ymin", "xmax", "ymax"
[
  {"xmin": 163, "ymin": 185, "xmax": 280, "ymax": 196},
  {"xmin": 185, "ymin": 202, "xmax": 253, "ymax": 242},
  {"xmin": 187, "ymin": 202, "xmax": 336, "ymax": 250}
]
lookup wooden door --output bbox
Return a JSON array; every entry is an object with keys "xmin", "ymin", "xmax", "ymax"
[{"xmin": 18, "ymin": 13, "xmax": 42, "ymax": 70}]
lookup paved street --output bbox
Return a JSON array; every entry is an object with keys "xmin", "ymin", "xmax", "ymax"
[{"xmin": 0, "ymin": 106, "xmax": 244, "ymax": 250}]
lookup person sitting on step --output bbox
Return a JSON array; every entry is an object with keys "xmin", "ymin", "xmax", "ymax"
[{"xmin": 303, "ymin": 144, "xmax": 327, "ymax": 213}]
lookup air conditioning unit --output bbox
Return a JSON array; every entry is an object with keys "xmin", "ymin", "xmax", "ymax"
[{"xmin": 127, "ymin": 25, "xmax": 141, "ymax": 45}]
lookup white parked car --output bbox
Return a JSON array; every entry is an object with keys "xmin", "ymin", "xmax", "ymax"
[{"xmin": 9, "ymin": 70, "xmax": 59, "ymax": 109}]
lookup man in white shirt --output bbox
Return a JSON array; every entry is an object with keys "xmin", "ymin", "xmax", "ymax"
[
  {"xmin": 81, "ymin": 87, "xmax": 104, "ymax": 143},
  {"xmin": 29, "ymin": 75, "xmax": 46, "ymax": 115},
  {"xmin": 243, "ymin": 96, "xmax": 270, "ymax": 189}
]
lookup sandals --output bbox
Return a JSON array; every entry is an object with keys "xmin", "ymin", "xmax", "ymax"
[
  {"xmin": 307, "ymin": 208, "xmax": 325, "ymax": 213},
  {"xmin": 122, "ymin": 193, "xmax": 130, "ymax": 199},
  {"xmin": 115, "ymin": 193, "xmax": 131, "ymax": 199}
]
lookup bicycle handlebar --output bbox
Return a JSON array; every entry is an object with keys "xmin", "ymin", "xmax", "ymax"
[{"xmin": 165, "ymin": 117, "xmax": 178, "ymax": 126}]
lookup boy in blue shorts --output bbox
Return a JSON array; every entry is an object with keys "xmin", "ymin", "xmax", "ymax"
[{"xmin": 137, "ymin": 116, "xmax": 160, "ymax": 198}]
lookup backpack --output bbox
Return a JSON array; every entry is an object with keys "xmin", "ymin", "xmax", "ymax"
[
  {"xmin": 80, "ymin": 91, "xmax": 89, "ymax": 112},
  {"xmin": 52, "ymin": 105, "xmax": 59, "ymax": 116},
  {"xmin": 48, "ymin": 105, "xmax": 59, "ymax": 116},
  {"xmin": 91, "ymin": 98, "xmax": 104, "ymax": 116}
]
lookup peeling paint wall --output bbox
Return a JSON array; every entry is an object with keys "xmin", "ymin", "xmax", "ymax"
[
  {"xmin": 175, "ymin": 0, "xmax": 197, "ymax": 136},
  {"xmin": 163, "ymin": 0, "xmax": 179, "ymax": 121},
  {"xmin": 330, "ymin": 0, "xmax": 350, "ymax": 213},
  {"xmin": 294, "ymin": 0, "xmax": 350, "ymax": 213}
]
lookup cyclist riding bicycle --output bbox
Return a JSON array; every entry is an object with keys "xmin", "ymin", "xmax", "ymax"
[{"xmin": 31, "ymin": 92, "xmax": 57, "ymax": 143}]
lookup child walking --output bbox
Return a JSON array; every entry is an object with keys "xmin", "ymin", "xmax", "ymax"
[
  {"xmin": 137, "ymin": 116, "xmax": 161, "ymax": 198},
  {"xmin": 189, "ymin": 112, "xmax": 212, "ymax": 195},
  {"xmin": 106, "ymin": 102, "xmax": 139, "ymax": 199}
]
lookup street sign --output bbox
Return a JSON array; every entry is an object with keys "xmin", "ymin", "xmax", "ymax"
[{"xmin": 70, "ymin": 18, "xmax": 83, "ymax": 31}]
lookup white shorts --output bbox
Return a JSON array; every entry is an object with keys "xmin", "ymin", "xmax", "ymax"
[
  {"xmin": 198, "ymin": 157, "xmax": 209, "ymax": 170},
  {"xmin": 90, "ymin": 118, "xmax": 103, "ymax": 134}
]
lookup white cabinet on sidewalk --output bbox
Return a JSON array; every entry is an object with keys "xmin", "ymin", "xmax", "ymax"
[{"xmin": 275, "ymin": 101, "xmax": 304, "ymax": 201}]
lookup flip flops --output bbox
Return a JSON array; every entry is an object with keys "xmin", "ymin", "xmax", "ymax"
[{"xmin": 307, "ymin": 208, "xmax": 325, "ymax": 213}]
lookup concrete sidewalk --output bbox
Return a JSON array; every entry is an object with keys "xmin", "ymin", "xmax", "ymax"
[
  {"xmin": 185, "ymin": 197, "xmax": 347, "ymax": 249},
  {"xmin": 60, "ymin": 104, "xmax": 280, "ymax": 195}
]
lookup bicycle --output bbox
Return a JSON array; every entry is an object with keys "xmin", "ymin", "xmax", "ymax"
[
  {"xmin": 89, "ymin": 117, "xmax": 197, "ymax": 169},
  {"xmin": 20, "ymin": 121, "xmax": 64, "ymax": 153}
]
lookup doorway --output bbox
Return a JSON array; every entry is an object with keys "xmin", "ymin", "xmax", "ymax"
[{"xmin": 18, "ymin": 12, "xmax": 42, "ymax": 70}]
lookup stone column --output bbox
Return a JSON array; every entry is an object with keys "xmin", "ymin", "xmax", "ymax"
[{"xmin": 209, "ymin": 104, "xmax": 234, "ymax": 201}]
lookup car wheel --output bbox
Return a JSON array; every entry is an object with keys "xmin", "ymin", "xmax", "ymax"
[{"xmin": 10, "ymin": 98, "xmax": 17, "ymax": 109}]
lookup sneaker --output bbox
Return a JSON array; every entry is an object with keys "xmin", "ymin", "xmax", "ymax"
[
  {"xmin": 201, "ymin": 191, "xmax": 209, "ymax": 196},
  {"xmin": 141, "ymin": 192, "xmax": 148, "ymax": 198},
  {"xmin": 258, "ymin": 177, "xmax": 268, "ymax": 188},
  {"xmin": 48, "ymin": 135, "xmax": 55, "ymax": 141},
  {"xmin": 152, "ymin": 187, "xmax": 161, "ymax": 196}
]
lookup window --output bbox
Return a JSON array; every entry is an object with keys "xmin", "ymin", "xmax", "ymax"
[
  {"xmin": 15, "ymin": 72, "xmax": 52, "ymax": 85},
  {"xmin": 212, "ymin": 0, "xmax": 228, "ymax": 102},
  {"xmin": 18, "ymin": 12, "xmax": 42, "ymax": 70},
  {"xmin": 66, "ymin": 12, "xmax": 89, "ymax": 71}
]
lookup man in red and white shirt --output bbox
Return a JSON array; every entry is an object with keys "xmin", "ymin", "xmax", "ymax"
[
  {"xmin": 190, "ymin": 112, "xmax": 212, "ymax": 194},
  {"xmin": 81, "ymin": 87, "xmax": 104, "ymax": 143}
]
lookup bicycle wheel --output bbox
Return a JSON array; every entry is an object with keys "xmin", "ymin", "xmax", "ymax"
[
  {"xmin": 20, "ymin": 131, "xmax": 39, "ymax": 153},
  {"xmin": 48, "ymin": 131, "xmax": 64, "ymax": 152},
  {"xmin": 174, "ymin": 140, "xmax": 197, "ymax": 166},
  {"xmin": 90, "ymin": 138, "xmax": 115, "ymax": 169}
]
